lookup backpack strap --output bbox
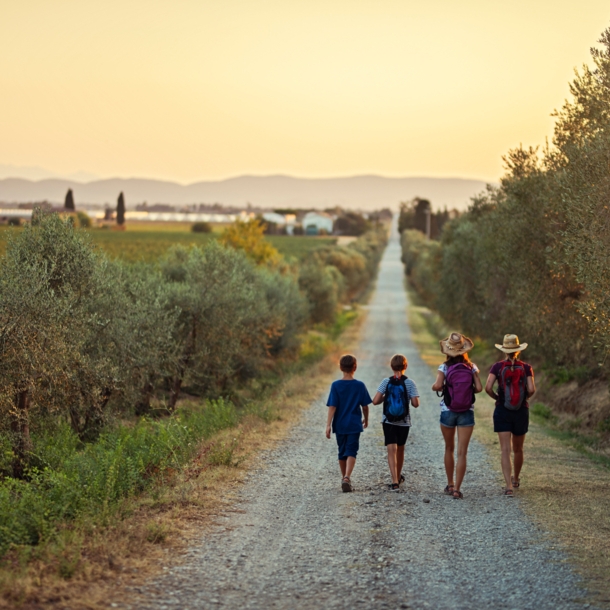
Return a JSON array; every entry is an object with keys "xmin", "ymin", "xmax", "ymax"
[
  {"xmin": 400, "ymin": 376, "xmax": 410, "ymax": 418},
  {"xmin": 400, "ymin": 375, "xmax": 410, "ymax": 406}
]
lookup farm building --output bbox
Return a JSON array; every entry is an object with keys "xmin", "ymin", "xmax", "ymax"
[{"xmin": 302, "ymin": 211, "xmax": 334, "ymax": 235}]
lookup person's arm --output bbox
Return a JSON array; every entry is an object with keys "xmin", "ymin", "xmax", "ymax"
[
  {"xmin": 410, "ymin": 396, "xmax": 420, "ymax": 408},
  {"xmin": 372, "ymin": 391, "xmax": 384, "ymax": 405},
  {"xmin": 431, "ymin": 371, "xmax": 445, "ymax": 392},
  {"xmin": 372, "ymin": 379, "xmax": 387, "ymax": 405},
  {"xmin": 362, "ymin": 404, "xmax": 369, "ymax": 428},
  {"xmin": 326, "ymin": 406, "xmax": 336, "ymax": 439},
  {"xmin": 473, "ymin": 365, "xmax": 483, "ymax": 393},
  {"xmin": 527, "ymin": 374, "xmax": 536, "ymax": 398},
  {"xmin": 485, "ymin": 374, "xmax": 498, "ymax": 400}
]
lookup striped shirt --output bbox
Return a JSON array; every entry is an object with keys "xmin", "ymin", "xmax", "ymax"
[{"xmin": 377, "ymin": 377, "xmax": 419, "ymax": 427}]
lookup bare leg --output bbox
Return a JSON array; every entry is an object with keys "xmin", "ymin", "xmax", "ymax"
[
  {"xmin": 339, "ymin": 460, "xmax": 346, "ymax": 477},
  {"xmin": 454, "ymin": 425, "xmax": 474, "ymax": 492},
  {"xmin": 396, "ymin": 445, "xmax": 405, "ymax": 480},
  {"xmin": 498, "ymin": 432, "xmax": 513, "ymax": 490},
  {"xmin": 512, "ymin": 434, "xmax": 525, "ymax": 482},
  {"xmin": 440, "ymin": 425, "xmax": 456, "ymax": 487},
  {"xmin": 387, "ymin": 444, "xmax": 398, "ymax": 484},
  {"xmin": 345, "ymin": 456, "xmax": 356, "ymax": 479}
]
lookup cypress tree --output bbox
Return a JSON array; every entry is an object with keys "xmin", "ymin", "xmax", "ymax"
[
  {"xmin": 64, "ymin": 189, "xmax": 75, "ymax": 211},
  {"xmin": 116, "ymin": 192, "xmax": 126, "ymax": 226}
]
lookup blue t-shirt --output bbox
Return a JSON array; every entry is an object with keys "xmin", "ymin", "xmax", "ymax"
[{"xmin": 326, "ymin": 379, "xmax": 372, "ymax": 434}]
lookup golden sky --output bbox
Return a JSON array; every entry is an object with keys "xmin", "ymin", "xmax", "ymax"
[{"xmin": 1, "ymin": 0, "xmax": 609, "ymax": 183}]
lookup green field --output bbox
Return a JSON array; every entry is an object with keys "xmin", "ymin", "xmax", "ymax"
[{"xmin": 0, "ymin": 225, "xmax": 336, "ymax": 263}]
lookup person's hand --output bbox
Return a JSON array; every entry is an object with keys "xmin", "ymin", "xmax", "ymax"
[
  {"xmin": 363, "ymin": 418, "xmax": 368, "ymax": 429},
  {"xmin": 325, "ymin": 424, "xmax": 331, "ymax": 439}
]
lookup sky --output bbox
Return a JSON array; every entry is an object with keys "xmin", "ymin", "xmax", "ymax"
[{"xmin": 1, "ymin": 0, "xmax": 609, "ymax": 184}]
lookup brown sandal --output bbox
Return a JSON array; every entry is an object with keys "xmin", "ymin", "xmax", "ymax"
[
  {"xmin": 341, "ymin": 476, "xmax": 353, "ymax": 493},
  {"xmin": 512, "ymin": 477, "xmax": 520, "ymax": 488},
  {"xmin": 503, "ymin": 488, "xmax": 514, "ymax": 497},
  {"xmin": 444, "ymin": 485, "xmax": 454, "ymax": 496},
  {"xmin": 452, "ymin": 490, "xmax": 463, "ymax": 499}
]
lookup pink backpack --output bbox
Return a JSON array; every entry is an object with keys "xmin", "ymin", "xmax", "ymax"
[{"xmin": 444, "ymin": 363, "xmax": 476, "ymax": 413}]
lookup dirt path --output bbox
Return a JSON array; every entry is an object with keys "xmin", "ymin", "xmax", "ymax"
[{"xmin": 126, "ymin": 225, "xmax": 591, "ymax": 610}]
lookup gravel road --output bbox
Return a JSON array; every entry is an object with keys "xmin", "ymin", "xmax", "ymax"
[{"xmin": 127, "ymin": 225, "xmax": 591, "ymax": 610}]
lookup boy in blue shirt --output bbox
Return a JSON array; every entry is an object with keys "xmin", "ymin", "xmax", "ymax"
[{"xmin": 326, "ymin": 354, "xmax": 372, "ymax": 492}]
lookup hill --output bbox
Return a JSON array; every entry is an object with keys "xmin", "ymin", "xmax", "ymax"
[{"xmin": 0, "ymin": 175, "xmax": 490, "ymax": 211}]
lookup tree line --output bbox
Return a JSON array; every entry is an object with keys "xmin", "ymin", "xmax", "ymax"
[{"xmin": 400, "ymin": 27, "xmax": 610, "ymax": 384}]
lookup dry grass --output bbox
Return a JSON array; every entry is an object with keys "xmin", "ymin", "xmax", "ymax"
[
  {"xmin": 407, "ymin": 302, "xmax": 610, "ymax": 607},
  {"xmin": 0, "ymin": 313, "xmax": 366, "ymax": 610}
]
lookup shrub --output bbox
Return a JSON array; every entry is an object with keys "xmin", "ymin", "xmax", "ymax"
[
  {"xmin": 298, "ymin": 261, "xmax": 341, "ymax": 324},
  {"xmin": 220, "ymin": 219, "xmax": 280, "ymax": 266},
  {"xmin": 192, "ymin": 221, "xmax": 212, "ymax": 233},
  {"xmin": 76, "ymin": 211, "xmax": 91, "ymax": 228},
  {"xmin": 0, "ymin": 398, "xmax": 237, "ymax": 555}
]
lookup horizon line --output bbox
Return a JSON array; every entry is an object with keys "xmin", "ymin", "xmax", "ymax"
[{"xmin": 0, "ymin": 172, "xmax": 497, "ymax": 186}]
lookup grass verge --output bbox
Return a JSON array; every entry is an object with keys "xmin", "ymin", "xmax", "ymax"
[
  {"xmin": 406, "ymin": 287, "xmax": 610, "ymax": 607},
  {"xmin": 0, "ymin": 310, "xmax": 365, "ymax": 609}
]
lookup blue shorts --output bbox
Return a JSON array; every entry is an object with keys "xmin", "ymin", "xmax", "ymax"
[
  {"xmin": 440, "ymin": 409, "xmax": 475, "ymax": 428},
  {"xmin": 336, "ymin": 433, "xmax": 360, "ymax": 460}
]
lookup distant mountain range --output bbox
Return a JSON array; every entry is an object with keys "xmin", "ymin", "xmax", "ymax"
[{"xmin": 0, "ymin": 175, "xmax": 491, "ymax": 211}]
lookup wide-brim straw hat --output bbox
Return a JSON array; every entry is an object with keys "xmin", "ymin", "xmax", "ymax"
[
  {"xmin": 440, "ymin": 332, "xmax": 474, "ymax": 356},
  {"xmin": 495, "ymin": 334, "xmax": 528, "ymax": 353}
]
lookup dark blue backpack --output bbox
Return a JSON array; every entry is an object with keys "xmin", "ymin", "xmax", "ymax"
[{"xmin": 383, "ymin": 375, "xmax": 410, "ymax": 422}]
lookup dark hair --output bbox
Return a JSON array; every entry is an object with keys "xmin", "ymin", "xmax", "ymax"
[
  {"xmin": 445, "ymin": 353, "xmax": 471, "ymax": 367},
  {"xmin": 390, "ymin": 354, "xmax": 407, "ymax": 371},
  {"xmin": 339, "ymin": 354, "xmax": 357, "ymax": 372}
]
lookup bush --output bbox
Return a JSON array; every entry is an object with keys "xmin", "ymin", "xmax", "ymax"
[
  {"xmin": 298, "ymin": 261, "xmax": 341, "ymax": 324},
  {"xmin": 0, "ymin": 398, "xmax": 237, "ymax": 555},
  {"xmin": 76, "ymin": 211, "xmax": 92, "ymax": 228},
  {"xmin": 192, "ymin": 221, "xmax": 212, "ymax": 233},
  {"xmin": 220, "ymin": 219, "xmax": 280, "ymax": 266}
]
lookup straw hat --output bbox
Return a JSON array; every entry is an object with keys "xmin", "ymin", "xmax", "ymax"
[
  {"xmin": 439, "ymin": 332, "xmax": 474, "ymax": 356},
  {"xmin": 495, "ymin": 334, "xmax": 528, "ymax": 353}
]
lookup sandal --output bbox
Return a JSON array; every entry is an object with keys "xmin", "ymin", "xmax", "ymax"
[
  {"xmin": 512, "ymin": 477, "xmax": 520, "ymax": 488},
  {"xmin": 390, "ymin": 483, "xmax": 399, "ymax": 492},
  {"xmin": 444, "ymin": 485, "xmax": 454, "ymax": 496},
  {"xmin": 399, "ymin": 474, "xmax": 405, "ymax": 485},
  {"xmin": 452, "ymin": 490, "xmax": 463, "ymax": 499},
  {"xmin": 341, "ymin": 476, "xmax": 353, "ymax": 493},
  {"xmin": 503, "ymin": 488, "xmax": 514, "ymax": 497}
]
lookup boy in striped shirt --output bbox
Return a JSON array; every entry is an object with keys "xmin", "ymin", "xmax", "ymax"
[{"xmin": 372, "ymin": 354, "xmax": 420, "ymax": 491}]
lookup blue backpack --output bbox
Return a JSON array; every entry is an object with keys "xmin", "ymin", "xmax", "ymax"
[{"xmin": 383, "ymin": 376, "xmax": 410, "ymax": 422}]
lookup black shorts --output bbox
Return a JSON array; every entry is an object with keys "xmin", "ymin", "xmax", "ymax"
[
  {"xmin": 382, "ymin": 423, "xmax": 410, "ymax": 446},
  {"xmin": 493, "ymin": 404, "xmax": 529, "ymax": 436}
]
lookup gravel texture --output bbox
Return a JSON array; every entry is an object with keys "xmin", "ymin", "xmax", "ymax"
[{"xmin": 125, "ymin": 226, "xmax": 591, "ymax": 610}]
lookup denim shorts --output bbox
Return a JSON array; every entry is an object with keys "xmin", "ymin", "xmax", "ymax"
[
  {"xmin": 335, "ymin": 433, "xmax": 360, "ymax": 460},
  {"xmin": 440, "ymin": 409, "xmax": 475, "ymax": 428}
]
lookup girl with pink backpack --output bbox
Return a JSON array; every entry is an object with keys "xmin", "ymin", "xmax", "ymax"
[{"xmin": 431, "ymin": 333, "xmax": 483, "ymax": 499}]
